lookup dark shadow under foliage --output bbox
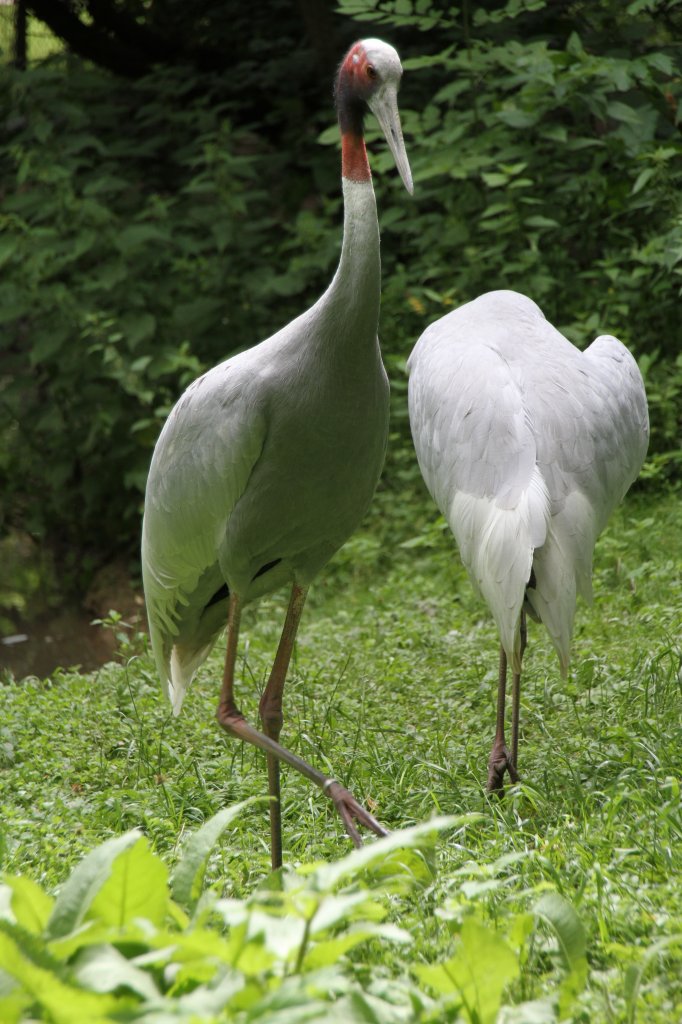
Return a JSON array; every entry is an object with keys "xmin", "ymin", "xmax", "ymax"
[{"xmin": 1, "ymin": 0, "xmax": 680, "ymax": 596}]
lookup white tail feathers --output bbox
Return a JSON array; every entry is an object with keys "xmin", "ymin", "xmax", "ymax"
[
  {"xmin": 166, "ymin": 642, "xmax": 213, "ymax": 716},
  {"xmin": 449, "ymin": 467, "xmax": 550, "ymax": 673},
  {"xmin": 527, "ymin": 489, "xmax": 597, "ymax": 674}
]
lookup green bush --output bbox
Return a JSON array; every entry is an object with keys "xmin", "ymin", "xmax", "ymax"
[
  {"xmin": 0, "ymin": 60, "xmax": 337, "ymax": 575},
  {"xmin": 1, "ymin": 0, "xmax": 681, "ymax": 590},
  {"xmin": 350, "ymin": 0, "xmax": 682, "ymax": 463},
  {"xmin": 0, "ymin": 808, "xmax": 599, "ymax": 1023}
]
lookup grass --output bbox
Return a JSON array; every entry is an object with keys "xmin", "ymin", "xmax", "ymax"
[{"xmin": 0, "ymin": 482, "xmax": 680, "ymax": 1021}]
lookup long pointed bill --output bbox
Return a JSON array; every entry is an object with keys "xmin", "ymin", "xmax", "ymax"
[{"xmin": 369, "ymin": 86, "xmax": 413, "ymax": 194}]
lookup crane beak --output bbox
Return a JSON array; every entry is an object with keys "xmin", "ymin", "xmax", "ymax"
[{"xmin": 369, "ymin": 86, "xmax": 413, "ymax": 194}]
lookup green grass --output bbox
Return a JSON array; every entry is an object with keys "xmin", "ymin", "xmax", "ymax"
[{"xmin": 0, "ymin": 484, "xmax": 680, "ymax": 1021}]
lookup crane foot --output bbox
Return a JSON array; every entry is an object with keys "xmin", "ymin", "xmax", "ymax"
[
  {"xmin": 486, "ymin": 741, "xmax": 519, "ymax": 794},
  {"xmin": 323, "ymin": 780, "xmax": 389, "ymax": 847}
]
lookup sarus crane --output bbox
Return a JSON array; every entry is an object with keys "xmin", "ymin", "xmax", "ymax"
[
  {"xmin": 142, "ymin": 39, "xmax": 412, "ymax": 868},
  {"xmin": 407, "ymin": 290, "xmax": 648, "ymax": 790}
]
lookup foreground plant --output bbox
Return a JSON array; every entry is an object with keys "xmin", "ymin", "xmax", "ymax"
[{"xmin": 0, "ymin": 803, "xmax": 626, "ymax": 1023}]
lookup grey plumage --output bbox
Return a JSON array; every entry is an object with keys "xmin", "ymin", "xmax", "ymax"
[
  {"xmin": 143, "ymin": 182, "xmax": 389, "ymax": 711},
  {"xmin": 141, "ymin": 39, "xmax": 412, "ymax": 864},
  {"xmin": 408, "ymin": 289, "xmax": 648, "ymax": 786}
]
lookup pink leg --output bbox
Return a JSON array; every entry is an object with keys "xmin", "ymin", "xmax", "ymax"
[
  {"xmin": 486, "ymin": 645, "xmax": 520, "ymax": 792},
  {"xmin": 510, "ymin": 610, "xmax": 527, "ymax": 774},
  {"xmin": 216, "ymin": 586, "xmax": 388, "ymax": 869},
  {"xmin": 258, "ymin": 585, "xmax": 307, "ymax": 871}
]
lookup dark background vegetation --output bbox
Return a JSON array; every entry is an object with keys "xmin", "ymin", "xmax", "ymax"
[{"xmin": 1, "ymin": 0, "xmax": 680, "ymax": 625}]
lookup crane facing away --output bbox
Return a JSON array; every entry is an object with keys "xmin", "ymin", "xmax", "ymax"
[
  {"xmin": 142, "ymin": 40, "xmax": 412, "ymax": 869},
  {"xmin": 407, "ymin": 290, "xmax": 648, "ymax": 791}
]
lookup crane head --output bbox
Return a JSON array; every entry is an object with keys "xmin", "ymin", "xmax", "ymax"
[{"xmin": 336, "ymin": 38, "xmax": 413, "ymax": 194}]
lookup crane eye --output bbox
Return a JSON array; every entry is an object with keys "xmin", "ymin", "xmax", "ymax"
[{"xmin": 366, "ymin": 64, "xmax": 377, "ymax": 80}]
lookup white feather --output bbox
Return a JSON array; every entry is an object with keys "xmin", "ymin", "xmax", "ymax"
[{"xmin": 407, "ymin": 289, "xmax": 649, "ymax": 671}]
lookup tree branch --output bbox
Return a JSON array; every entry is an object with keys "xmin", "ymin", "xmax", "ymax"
[{"xmin": 26, "ymin": 0, "xmax": 151, "ymax": 77}]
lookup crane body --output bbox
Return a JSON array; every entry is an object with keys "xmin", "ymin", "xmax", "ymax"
[
  {"xmin": 143, "ymin": 181, "xmax": 388, "ymax": 710},
  {"xmin": 407, "ymin": 289, "xmax": 648, "ymax": 787},
  {"xmin": 142, "ymin": 39, "xmax": 412, "ymax": 866}
]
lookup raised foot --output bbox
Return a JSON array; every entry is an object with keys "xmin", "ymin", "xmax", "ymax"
[
  {"xmin": 486, "ymin": 742, "xmax": 519, "ymax": 794},
  {"xmin": 324, "ymin": 780, "xmax": 389, "ymax": 848}
]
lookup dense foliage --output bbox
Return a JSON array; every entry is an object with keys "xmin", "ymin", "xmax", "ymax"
[
  {"xmin": 1, "ymin": 0, "xmax": 680, "ymax": 590},
  {"xmin": 0, "ymin": 810, "xmax": 595, "ymax": 1023}
]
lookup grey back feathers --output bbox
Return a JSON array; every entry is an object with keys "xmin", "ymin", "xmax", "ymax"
[
  {"xmin": 407, "ymin": 289, "xmax": 649, "ymax": 672},
  {"xmin": 142, "ymin": 42, "xmax": 412, "ymax": 715}
]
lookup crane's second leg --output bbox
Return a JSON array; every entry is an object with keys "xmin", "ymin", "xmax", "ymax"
[
  {"xmin": 510, "ymin": 610, "xmax": 527, "ymax": 776},
  {"xmin": 487, "ymin": 646, "xmax": 519, "ymax": 792},
  {"xmin": 218, "ymin": 592, "xmax": 244, "ymax": 723},
  {"xmin": 216, "ymin": 588, "xmax": 388, "ymax": 870},
  {"xmin": 257, "ymin": 584, "xmax": 308, "ymax": 871}
]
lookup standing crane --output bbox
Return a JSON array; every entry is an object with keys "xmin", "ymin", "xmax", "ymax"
[
  {"xmin": 142, "ymin": 40, "xmax": 412, "ymax": 869},
  {"xmin": 407, "ymin": 290, "xmax": 648, "ymax": 791}
]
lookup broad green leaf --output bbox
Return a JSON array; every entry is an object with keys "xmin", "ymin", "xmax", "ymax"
[
  {"xmin": 497, "ymin": 107, "xmax": 539, "ymax": 128},
  {"xmin": 46, "ymin": 830, "xmax": 141, "ymax": 939},
  {"xmin": 533, "ymin": 893, "xmax": 586, "ymax": 971},
  {"xmin": 135, "ymin": 922, "xmax": 242, "ymax": 970},
  {"xmin": 233, "ymin": 937, "xmax": 277, "ymax": 978},
  {"xmin": 49, "ymin": 919, "xmax": 147, "ymax": 962},
  {"xmin": 74, "ymin": 943, "xmax": 160, "ymax": 1000},
  {"xmin": 481, "ymin": 172, "xmax": 510, "ymax": 187},
  {"xmin": 525, "ymin": 215, "xmax": 560, "ymax": 229},
  {"xmin": 497, "ymin": 996, "xmax": 557, "ymax": 1023},
  {"xmin": 508, "ymin": 912, "xmax": 535, "ymax": 953},
  {"xmin": 631, "ymin": 167, "xmax": 656, "ymax": 195},
  {"xmin": 171, "ymin": 970, "xmax": 248, "ymax": 1017},
  {"xmin": 417, "ymin": 917, "xmax": 519, "ymax": 1024},
  {"xmin": 607, "ymin": 100, "xmax": 642, "ymax": 125},
  {"xmin": 312, "ymin": 816, "xmax": 476, "ymax": 891},
  {"xmin": 533, "ymin": 893, "xmax": 587, "ymax": 1015},
  {"xmin": 0, "ymin": 931, "xmax": 120, "ymax": 1024},
  {"xmin": 171, "ymin": 799, "xmax": 262, "ymax": 910},
  {"xmin": 114, "ymin": 224, "xmax": 170, "ymax": 254},
  {"xmin": 0, "ymin": 989, "xmax": 31, "ymax": 1024},
  {"xmin": 244, "ymin": 909, "xmax": 306, "ymax": 960},
  {"xmin": 86, "ymin": 836, "xmax": 168, "ymax": 928},
  {"xmin": 303, "ymin": 922, "xmax": 410, "ymax": 970},
  {"xmin": 310, "ymin": 891, "xmax": 386, "ymax": 934},
  {"xmin": 4, "ymin": 876, "xmax": 54, "ymax": 935}
]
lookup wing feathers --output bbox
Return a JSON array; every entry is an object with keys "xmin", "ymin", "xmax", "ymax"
[
  {"xmin": 142, "ymin": 358, "xmax": 268, "ymax": 709},
  {"xmin": 408, "ymin": 290, "xmax": 648, "ymax": 672},
  {"xmin": 450, "ymin": 466, "xmax": 549, "ymax": 671}
]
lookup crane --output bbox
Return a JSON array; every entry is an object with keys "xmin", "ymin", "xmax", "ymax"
[
  {"xmin": 142, "ymin": 39, "xmax": 412, "ymax": 869},
  {"xmin": 407, "ymin": 290, "xmax": 648, "ymax": 791}
]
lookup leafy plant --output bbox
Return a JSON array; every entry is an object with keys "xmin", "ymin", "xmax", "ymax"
[
  {"xmin": 339, "ymin": 0, "xmax": 682, "ymax": 480},
  {"xmin": 2, "ymin": 0, "xmax": 681, "ymax": 604},
  {"xmin": 0, "ymin": 807, "xmax": 614, "ymax": 1023}
]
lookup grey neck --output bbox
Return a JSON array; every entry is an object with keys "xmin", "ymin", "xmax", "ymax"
[{"xmin": 317, "ymin": 178, "xmax": 381, "ymax": 341}]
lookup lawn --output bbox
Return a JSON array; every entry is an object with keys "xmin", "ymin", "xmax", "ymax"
[{"xmin": 0, "ymin": 483, "xmax": 680, "ymax": 1022}]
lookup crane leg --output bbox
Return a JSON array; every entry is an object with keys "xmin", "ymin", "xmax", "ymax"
[
  {"xmin": 258, "ymin": 584, "xmax": 308, "ymax": 872},
  {"xmin": 510, "ymin": 610, "xmax": 527, "ymax": 775},
  {"xmin": 486, "ymin": 645, "xmax": 520, "ymax": 793},
  {"xmin": 216, "ymin": 587, "xmax": 388, "ymax": 870}
]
